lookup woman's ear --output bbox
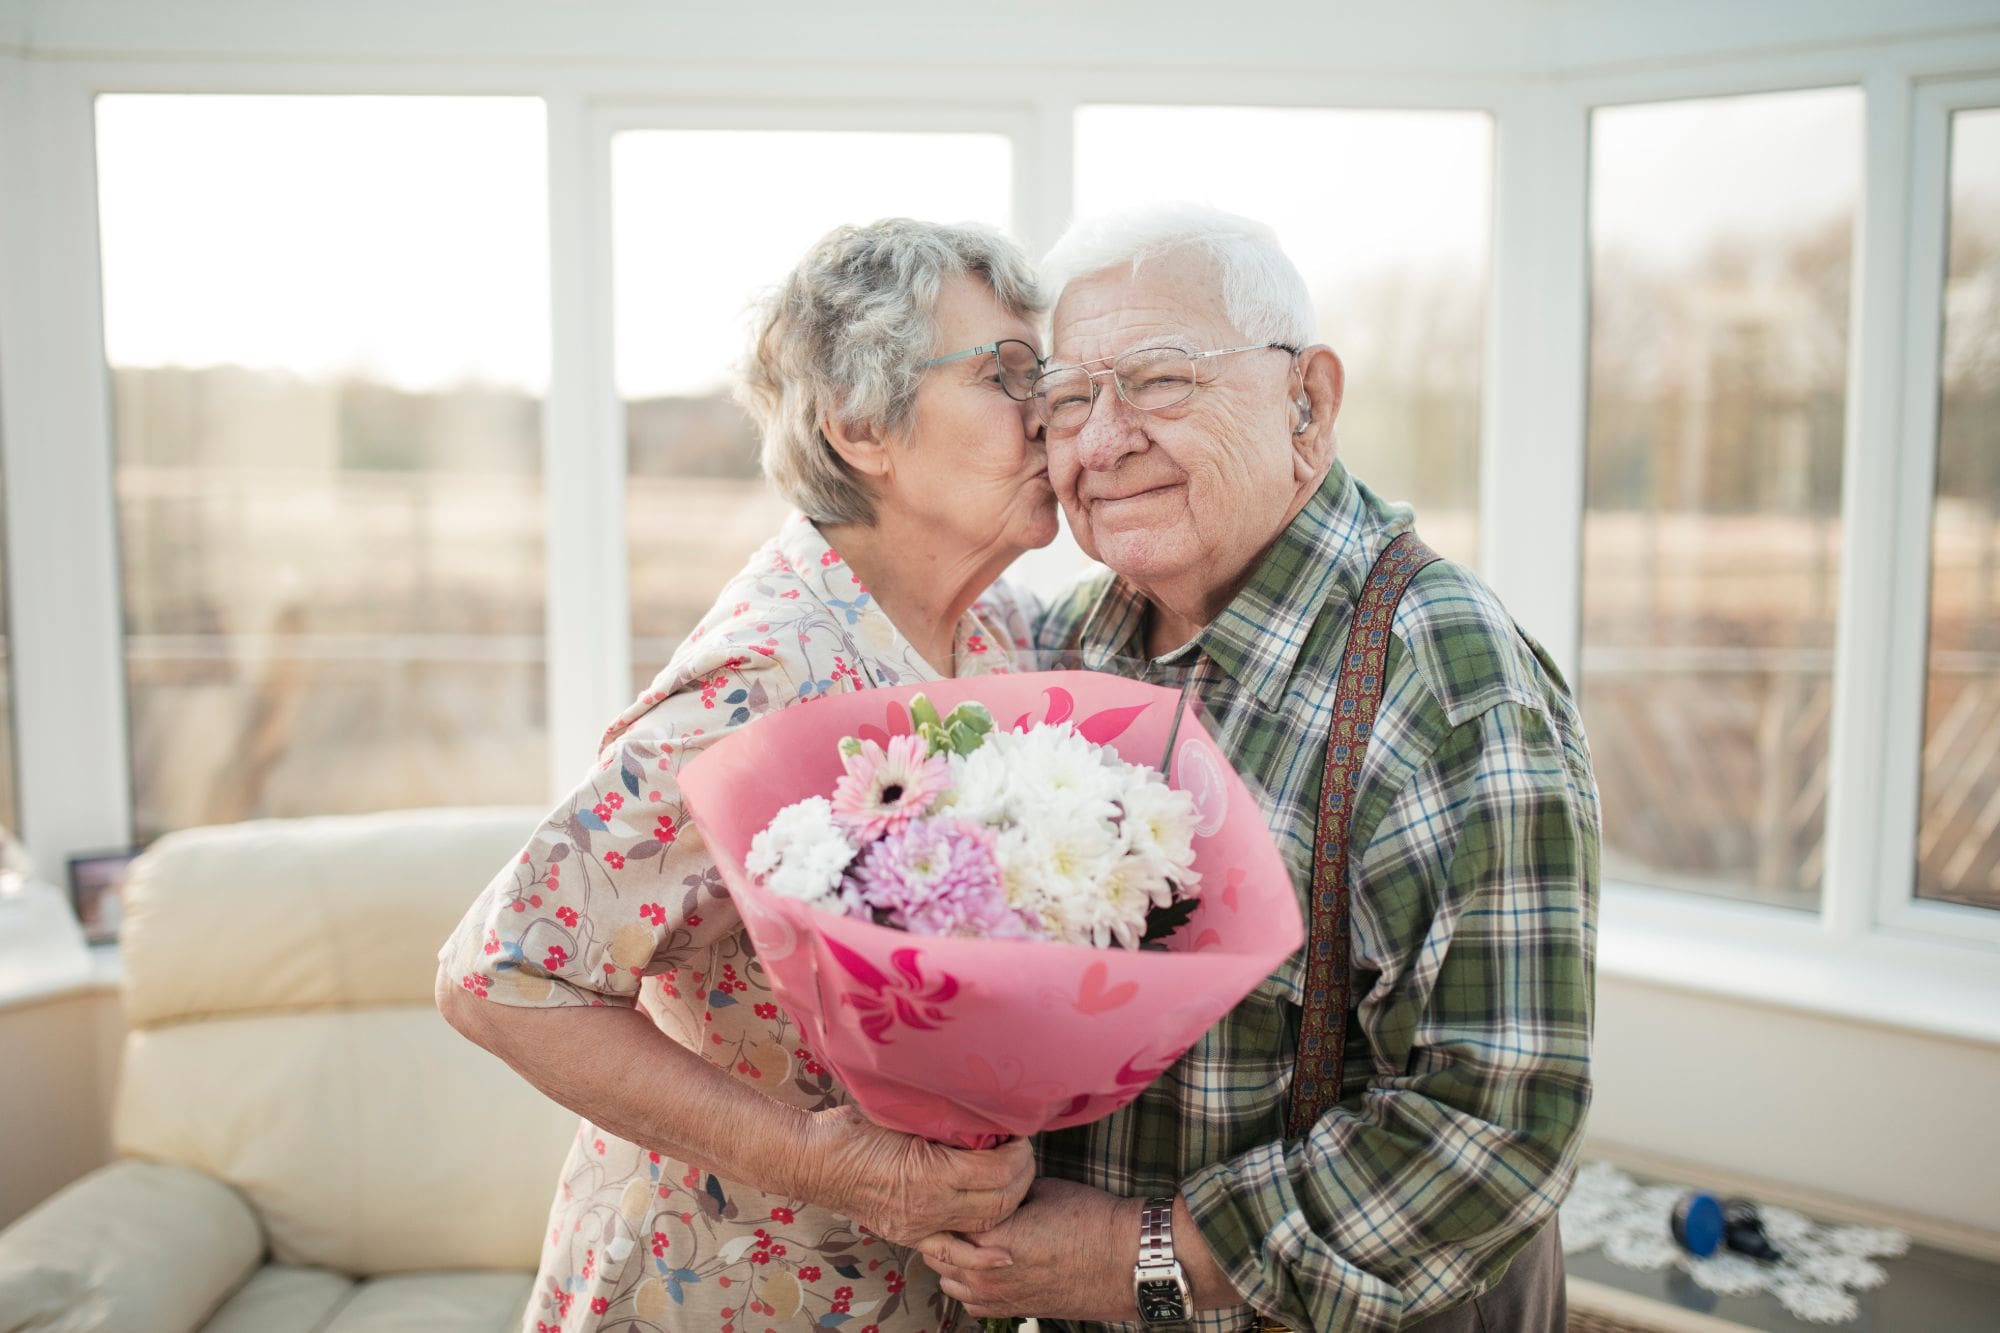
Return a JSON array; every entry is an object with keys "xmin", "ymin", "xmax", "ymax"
[
  {"xmin": 821, "ymin": 412, "xmax": 892, "ymax": 482},
  {"xmin": 1290, "ymin": 344, "xmax": 1345, "ymax": 479}
]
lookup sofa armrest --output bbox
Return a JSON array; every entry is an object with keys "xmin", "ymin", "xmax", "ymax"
[{"xmin": 0, "ymin": 1159, "xmax": 263, "ymax": 1333}]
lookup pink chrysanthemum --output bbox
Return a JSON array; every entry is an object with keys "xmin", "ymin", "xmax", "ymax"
[
  {"xmin": 847, "ymin": 817, "xmax": 1029, "ymax": 939},
  {"xmin": 831, "ymin": 734, "xmax": 949, "ymax": 840}
]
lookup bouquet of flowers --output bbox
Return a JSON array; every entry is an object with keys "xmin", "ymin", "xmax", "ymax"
[
  {"xmin": 746, "ymin": 695, "xmax": 1203, "ymax": 953},
  {"xmin": 679, "ymin": 671, "xmax": 1300, "ymax": 1148}
]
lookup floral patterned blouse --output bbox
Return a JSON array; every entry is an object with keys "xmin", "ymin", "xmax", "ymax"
[{"xmin": 440, "ymin": 513, "xmax": 1037, "ymax": 1333}]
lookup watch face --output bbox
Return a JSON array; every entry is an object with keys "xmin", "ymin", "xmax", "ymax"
[{"xmin": 1137, "ymin": 1277, "xmax": 1189, "ymax": 1323}]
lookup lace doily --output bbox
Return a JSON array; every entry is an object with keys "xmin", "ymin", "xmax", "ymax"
[{"xmin": 1560, "ymin": 1161, "xmax": 1911, "ymax": 1325}]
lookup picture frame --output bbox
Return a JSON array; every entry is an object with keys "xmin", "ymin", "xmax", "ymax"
[{"xmin": 68, "ymin": 849, "xmax": 139, "ymax": 946}]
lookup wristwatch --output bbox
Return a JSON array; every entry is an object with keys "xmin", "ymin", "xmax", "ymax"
[{"xmin": 1134, "ymin": 1196, "xmax": 1192, "ymax": 1325}]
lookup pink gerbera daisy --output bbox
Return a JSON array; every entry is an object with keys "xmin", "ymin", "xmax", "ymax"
[{"xmin": 831, "ymin": 734, "xmax": 949, "ymax": 840}]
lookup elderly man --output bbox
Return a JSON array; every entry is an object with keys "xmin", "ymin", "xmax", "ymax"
[{"xmin": 920, "ymin": 205, "xmax": 1599, "ymax": 1331}]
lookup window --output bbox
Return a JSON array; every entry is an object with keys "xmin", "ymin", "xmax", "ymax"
[
  {"xmin": 1073, "ymin": 105, "xmax": 1492, "ymax": 567},
  {"xmin": 1581, "ymin": 88, "xmax": 1862, "ymax": 910},
  {"xmin": 96, "ymin": 95, "xmax": 551, "ymax": 841},
  {"xmin": 614, "ymin": 128, "xmax": 1014, "ymax": 692},
  {"xmin": 1918, "ymin": 106, "xmax": 2000, "ymax": 911}
]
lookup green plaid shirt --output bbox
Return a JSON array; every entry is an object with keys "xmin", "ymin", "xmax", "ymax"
[{"xmin": 1034, "ymin": 463, "xmax": 1599, "ymax": 1332}]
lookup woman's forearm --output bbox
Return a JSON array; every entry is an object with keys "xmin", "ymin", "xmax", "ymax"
[{"xmin": 436, "ymin": 970, "xmax": 816, "ymax": 1197}]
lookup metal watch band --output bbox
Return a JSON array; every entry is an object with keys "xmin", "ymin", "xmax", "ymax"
[{"xmin": 1137, "ymin": 1196, "xmax": 1177, "ymax": 1269}]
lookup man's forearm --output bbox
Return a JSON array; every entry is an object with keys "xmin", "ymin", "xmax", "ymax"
[{"xmin": 435, "ymin": 972, "xmax": 814, "ymax": 1197}]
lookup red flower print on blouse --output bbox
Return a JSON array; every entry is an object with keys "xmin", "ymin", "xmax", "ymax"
[
  {"xmin": 820, "ymin": 549, "xmax": 842, "ymax": 566},
  {"xmin": 654, "ymin": 815, "xmax": 678, "ymax": 845},
  {"xmin": 604, "ymin": 791, "xmax": 623, "ymax": 810},
  {"xmin": 604, "ymin": 852, "xmax": 626, "ymax": 870},
  {"xmin": 770, "ymin": 1206, "xmax": 795, "ymax": 1224},
  {"xmin": 885, "ymin": 1271, "xmax": 905, "ymax": 1294},
  {"xmin": 799, "ymin": 1264, "xmax": 821, "ymax": 1282},
  {"xmin": 556, "ymin": 906, "xmax": 579, "ymax": 928},
  {"xmin": 640, "ymin": 902, "xmax": 667, "ymax": 927},
  {"xmin": 590, "ymin": 1297, "xmax": 610, "ymax": 1315},
  {"xmin": 965, "ymin": 633, "xmax": 989, "ymax": 655},
  {"xmin": 461, "ymin": 974, "xmax": 489, "ymax": 999},
  {"xmin": 544, "ymin": 945, "xmax": 569, "ymax": 970}
]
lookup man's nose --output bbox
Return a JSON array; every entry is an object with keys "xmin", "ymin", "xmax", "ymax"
[{"xmin": 1071, "ymin": 383, "xmax": 1147, "ymax": 471}]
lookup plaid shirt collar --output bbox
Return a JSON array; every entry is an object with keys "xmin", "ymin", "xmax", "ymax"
[{"xmin": 1072, "ymin": 462, "xmax": 1405, "ymax": 709}]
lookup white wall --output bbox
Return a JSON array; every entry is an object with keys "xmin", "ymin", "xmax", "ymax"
[
  {"xmin": 0, "ymin": 986, "xmax": 122, "ymax": 1230},
  {"xmin": 1590, "ymin": 976, "xmax": 2000, "ymax": 1249}
]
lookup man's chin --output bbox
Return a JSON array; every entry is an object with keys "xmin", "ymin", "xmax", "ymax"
[{"xmin": 1091, "ymin": 531, "xmax": 1196, "ymax": 587}]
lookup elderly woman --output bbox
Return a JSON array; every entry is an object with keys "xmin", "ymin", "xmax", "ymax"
[{"xmin": 437, "ymin": 218, "xmax": 1055, "ymax": 1332}]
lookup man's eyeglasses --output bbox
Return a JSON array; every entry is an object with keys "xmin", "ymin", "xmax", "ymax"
[
  {"xmin": 919, "ymin": 338, "xmax": 1043, "ymax": 402},
  {"xmin": 1031, "ymin": 343, "xmax": 1298, "ymax": 433}
]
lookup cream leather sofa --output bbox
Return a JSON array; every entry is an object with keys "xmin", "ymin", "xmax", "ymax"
[{"xmin": 0, "ymin": 808, "xmax": 577, "ymax": 1332}]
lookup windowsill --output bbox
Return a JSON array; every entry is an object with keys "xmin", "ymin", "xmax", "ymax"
[
  {"xmin": 1598, "ymin": 880, "xmax": 2000, "ymax": 1048},
  {"xmin": 0, "ymin": 942, "xmax": 123, "ymax": 1013}
]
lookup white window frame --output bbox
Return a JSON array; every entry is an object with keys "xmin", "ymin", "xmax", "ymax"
[
  {"xmin": 570, "ymin": 97, "xmax": 1047, "ymax": 785},
  {"xmin": 1876, "ymin": 73, "xmax": 2000, "ymax": 951},
  {"xmin": 1555, "ymin": 34, "xmax": 2000, "ymax": 1044},
  {"xmin": 0, "ymin": 17, "xmax": 1995, "ymax": 1046}
]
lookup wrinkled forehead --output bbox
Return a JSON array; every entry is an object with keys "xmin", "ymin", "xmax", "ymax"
[{"xmin": 1047, "ymin": 250, "xmax": 1237, "ymax": 364}]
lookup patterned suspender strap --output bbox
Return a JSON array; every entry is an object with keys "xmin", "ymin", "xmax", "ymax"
[{"xmin": 1287, "ymin": 530, "xmax": 1442, "ymax": 1140}]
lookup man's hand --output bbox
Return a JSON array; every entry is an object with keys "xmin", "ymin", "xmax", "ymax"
[{"xmin": 918, "ymin": 1178, "xmax": 1143, "ymax": 1321}]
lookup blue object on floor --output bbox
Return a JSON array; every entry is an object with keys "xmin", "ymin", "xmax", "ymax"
[{"xmin": 1672, "ymin": 1191, "xmax": 1725, "ymax": 1257}]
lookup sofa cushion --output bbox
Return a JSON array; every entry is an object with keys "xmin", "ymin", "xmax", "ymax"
[
  {"xmin": 201, "ymin": 1266, "xmax": 354, "ymax": 1332},
  {"xmin": 116, "ymin": 1005, "xmax": 573, "ymax": 1274},
  {"xmin": 320, "ymin": 1272, "xmax": 535, "ymax": 1331},
  {"xmin": 0, "ymin": 1160, "xmax": 261, "ymax": 1333},
  {"xmin": 120, "ymin": 808, "xmax": 543, "ymax": 1028}
]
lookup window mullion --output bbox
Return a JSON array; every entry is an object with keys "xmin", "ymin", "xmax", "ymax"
[
  {"xmin": 1482, "ymin": 85, "xmax": 1589, "ymax": 677},
  {"xmin": 0, "ymin": 67, "xmax": 136, "ymax": 871},
  {"xmin": 542, "ymin": 92, "xmax": 630, "ymax": 797},
  {"xmin": 1821, "ymin": 67, "xmax": 1918, "ymax": 941}
]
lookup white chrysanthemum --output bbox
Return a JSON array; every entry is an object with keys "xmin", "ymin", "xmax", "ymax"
[
  {"xmin": 1116, "ymin": 775, "xmax": 1202, "ymax": 893},
  {"xmin": 993, "ymin": 812, "xmax": 1123, "ymax": 946},
  {"xmin": 985, "ymin": 724, "xmax": 1122, "ymax": 822},
  {"xmin": 747, "ymin": 796, "xmax": 856, "ymax": 905},
  {"xmin": 1065, "ymin": 852, "xmax": 1158, "ymax": 949},
  {"xmin": 944, "ymin": 745, "xmax": 1016, "ymax": 827}
]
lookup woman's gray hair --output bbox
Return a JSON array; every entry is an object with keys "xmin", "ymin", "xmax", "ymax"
[
  {"xmin": 1040, "ymin": 203, "xmax": 1317, "ymax": 349},
  {"xmin": 738, "ymin": 218, "xmax": 1043, "ymax": 526}
]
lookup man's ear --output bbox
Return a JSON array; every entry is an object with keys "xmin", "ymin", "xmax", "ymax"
[
  {"xmin": 1290, "ymin": 344, "xmax": 1344, "ymax": 479},
  {"xmin": 821, "ymin": 411, "xmax": 892, "ymax": 483}
]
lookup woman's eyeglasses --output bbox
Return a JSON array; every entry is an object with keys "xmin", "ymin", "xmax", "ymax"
[{"xmin": 919, "ymin": 338, "xmax": 1044, "ymax": 402}]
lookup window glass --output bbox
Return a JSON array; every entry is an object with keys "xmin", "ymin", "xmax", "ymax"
[
  {"xmin": 1918, "ymin": 106, "xmax": 2000, "ymax": 910},
  {"xmin": 97, "ymin": 95, "xmax": 550, "ymax": 841},
  {"xmin": 1074, "ymin": 105, "xmax": 1492, "ymax": 566},
  {"xmin": 615, "ymin": 129, "xmax": 1014, "ymax": 692},
  {"xmin": 1582, "ymin": 88, "xmax": 1861, "ymax": 909}
]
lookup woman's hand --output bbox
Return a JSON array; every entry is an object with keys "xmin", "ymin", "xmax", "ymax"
[{"xmin": 794, "ymin": 1106, "xmax": 1035, "ymax": 1247}]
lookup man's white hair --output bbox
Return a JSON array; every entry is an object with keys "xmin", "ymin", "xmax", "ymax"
[{"xmin": 1040, "ymin": 203, "xmax": 1317, "ymax": 349}]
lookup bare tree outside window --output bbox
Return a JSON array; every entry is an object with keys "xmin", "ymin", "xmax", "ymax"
[
  {"xmin": 1073, "ymin": 105, "xmax": 1491, "ymax": 569},
  {"xmin": 1919, "ymin": 106, "xmax": 2000, "ymax": 911},
  {"xmin": 613, "ymin": 130, "xmax": 1015, "ymax": 695},
  {"xmin": 1582, "ymin": 88, "xmax": 1861, "ymax": 910},
  {"xmin": 96, "ymin": 96, "xmax": 551, "ymax": 842}
]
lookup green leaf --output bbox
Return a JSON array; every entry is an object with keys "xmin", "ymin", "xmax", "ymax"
[
  {"xmin": 1140, "ymin": 897, "xmax": 1200, "ymax": 948},
  {"xmin": 837, "ymin": 736, "xmax": 864, "ymax": 760},
  {"xmin": 909, "ymin": 694, "xmax": 943, "ymax": 732}
]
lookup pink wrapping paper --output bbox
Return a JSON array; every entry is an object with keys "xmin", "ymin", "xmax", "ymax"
[{"xmin": 679, "ymin": 671, "xmax": 1302, "ymax": 1147}]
